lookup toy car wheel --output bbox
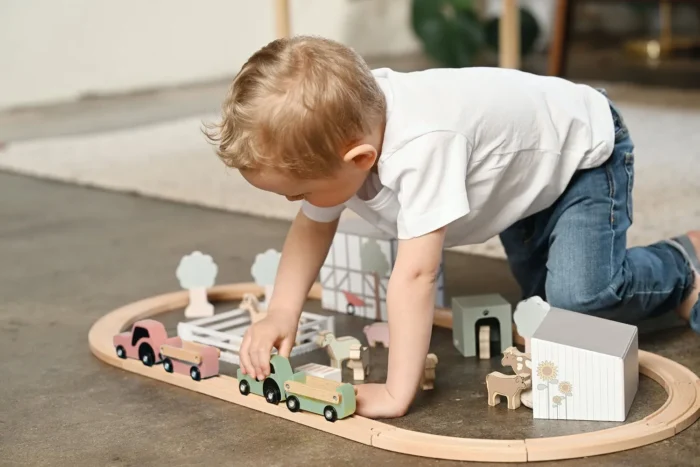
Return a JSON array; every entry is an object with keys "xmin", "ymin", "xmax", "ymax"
[
  {"xmin": 346, "ymin": 304, "xmax": 356, "ymax": 316},
  {"xmin": 323, "ymin": 406, "xmax": 338, "ymax": 422},
  {"xmin": 263, "ymin": 379, "xmax": 281, "ymax": 405},
  {"xmin": 190, "ymin": 366, "xmax": 201, "ymax": 381},
  {"xmin": 286, "ymin": 396, "xmax": 300, "ymax": 413},
  {"xmin": 163, "ymin": 358, "xmax": 174, "ymax": 373},
  {"xmin": 138, "ymin": 344, "xmax": 155, "ymax": 367},
  {"xmin": 115, "ymin": 345, "xmax": 126, "ymax": 359},
  {"xmin": 239, "ymin": 380, "xmax": 250, "ymax": 396}
]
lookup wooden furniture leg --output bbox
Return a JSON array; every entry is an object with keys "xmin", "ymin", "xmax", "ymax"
[
  {"xmin": 548, "ymin": 0, "xmax": 572, "ymax": 77},
  {"xmin": 275, "ymin": 0, "xmax": 291, "ymax": 39},
  {"xmin": 499, "ymin": 0, "xmax": 521, "ymax": 69}
]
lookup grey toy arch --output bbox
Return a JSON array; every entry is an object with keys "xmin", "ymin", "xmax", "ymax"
[{"xmin": 452, "ymin": 294, "xmax": 513, "ymax": 358}]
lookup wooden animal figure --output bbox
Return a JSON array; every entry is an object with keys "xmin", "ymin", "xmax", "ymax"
[
  {"xmin": 346, "ymin": 343, "xmax": 370, "ymax": 381},
  {"xmin": 240, "ymin": 293, "xmax": 267, "ymax": 324},
  {"xmin": 478, "ymin": 325, "xmax": 491, "ymax": 360},
  {"xmin": 486, "ymin": 371, "xmax": 528, "ymax": 410},
  {"xmin": 419, "ymin": 353, "xmax": 438, "ymax": 390},
  {"xmin": 315, "ymin": 331, "xmax": 361, "ymax": 369},
  {"xmin": 363, "ymin": 322, "xmax": 389, "ymax": 347},
  {"xmin": 501, "ymin": 346, "xmax": 532, "ymax": 380}
]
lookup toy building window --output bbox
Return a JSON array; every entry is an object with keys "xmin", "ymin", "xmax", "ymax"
[
  {"xmin": 131, "ymin": 326, "xmax": 150, "ymax": 346},
  {"xmin": 270, "ymin": 363, "xmax": 275, "ymax": 374}
]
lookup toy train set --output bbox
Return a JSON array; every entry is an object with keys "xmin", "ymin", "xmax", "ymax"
[
  {"xmin": 113, "ymin": 319, "xmax": 355, "ymax": 422},
  {"xmin": 92, "ymin": 282, "xmax": 700, "ymax": 463},
  {"xmin": 96, "ymin": 242, "xmax": 700, "ymax": 463}
]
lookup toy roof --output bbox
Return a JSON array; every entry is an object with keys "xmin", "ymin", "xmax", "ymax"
[
  {"xmin": 337, "ymin": 217, "xmax": 394, "ymax": 241},
  {"xmin": 532, "ymin": 307, "xmax": 637, "ymax": 358}
]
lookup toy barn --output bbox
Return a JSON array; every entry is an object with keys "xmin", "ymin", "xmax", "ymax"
[
  {"xmin": 319, "ymin": 217, "xmax": 445, "ymax": 320},
  {"xmin": 531, "ymin": 307, "xmax": 639, "ymax": 422}
]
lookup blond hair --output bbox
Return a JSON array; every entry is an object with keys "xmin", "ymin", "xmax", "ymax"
[{"xmin": 203, "ymin": 35, "xmax": 386, "ymax": 179}]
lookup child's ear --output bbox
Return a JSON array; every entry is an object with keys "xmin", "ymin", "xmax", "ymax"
[{"xmin": 342, "ymin": 143, "xmax": 377, "ymax": 172}]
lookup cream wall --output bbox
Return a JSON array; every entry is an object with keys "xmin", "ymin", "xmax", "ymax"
[{"xmin": 0, "ymin": 0, "xmax": 421, "ymax": 110}]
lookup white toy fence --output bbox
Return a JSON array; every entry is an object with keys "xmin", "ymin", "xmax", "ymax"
[{"xmin": 177, "ymin": 308, "xmax": 335, "ymax": 365}]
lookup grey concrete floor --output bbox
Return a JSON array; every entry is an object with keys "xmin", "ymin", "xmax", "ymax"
[{"xmin": 1, "ymin": 172, "xmax": 699, "ymax": 467}]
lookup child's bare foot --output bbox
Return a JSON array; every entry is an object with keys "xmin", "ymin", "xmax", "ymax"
[{"xmin": 672, "ymin": 231, "xmax": 700, "ymax": 322}]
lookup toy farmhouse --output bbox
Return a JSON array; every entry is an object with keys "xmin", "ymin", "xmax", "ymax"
[
  {"xmin": 319, "ymin": 217, "xmax": 445, "ymax": 320},
  {"xmin": 530, "ymin": 307, "xmax": 639, "ymax": 422}
]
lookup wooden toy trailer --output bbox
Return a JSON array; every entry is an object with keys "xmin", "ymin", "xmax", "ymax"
[
  {"xmin": 160, "ymin": 336, "xmax": 220, "ymax": 381},
  {"xmin": 283, "ymin": 373, "xmax": 356, "ymax": 422}
]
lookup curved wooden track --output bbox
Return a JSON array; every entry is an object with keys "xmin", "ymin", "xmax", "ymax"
[{"xmin": 89, "ymin": 283, "xmax": 700, "ymax": 463}]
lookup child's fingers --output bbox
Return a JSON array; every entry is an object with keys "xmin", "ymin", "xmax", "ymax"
[
  {"xmin": 239, "ymin": 332, "xmax": 253, "ymax": 377},
  {"xmin": 252, "ymin": 348, "xmax": 271, "ymax": 379},
  {"xmin": 277, "ymin": 336, "xmax": 294, "ymax": 357}
]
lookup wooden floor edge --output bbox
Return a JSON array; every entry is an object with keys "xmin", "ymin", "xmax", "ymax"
[{"xmin": 88, "ymin": 283, "xmax": 700, "ymax": 463}]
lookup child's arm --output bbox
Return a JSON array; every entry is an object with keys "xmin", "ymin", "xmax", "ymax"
[
  {"xmin": 355, "ymin": 227, "xmax": 446, "ymax": 418},
  {"xmin": 239, "ymin": 209, "xmax": 338, "ymax": 381}
]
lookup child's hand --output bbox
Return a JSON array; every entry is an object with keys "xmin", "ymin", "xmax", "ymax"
[
  {"xmin": 354, "ymin": 383, "xmax": 409, "ymax": 419},
  {"xmin": 239, "ymin": 314, "xmax": 298, "ymax": 381}
]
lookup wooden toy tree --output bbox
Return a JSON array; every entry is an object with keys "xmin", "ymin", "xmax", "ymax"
[
  {"xmin": 250, "ymin": 249, "xmax": 281, "ymax": 308},
  {"xmin": 513, "ymin": 296, "xmax": 550, "ymax": 353},
  {"xmin": 176, "ymin": 251, "xmax": 218, "ymax": 318},
  {"xmin": 359, "ymin": 239, "xmax": 391, "ymax": 320}
]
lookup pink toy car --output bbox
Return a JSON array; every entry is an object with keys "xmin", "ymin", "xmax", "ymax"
[
  {"xmin": 160, "ymin": 336, "xmax": 220, "ymax": 381},
  {"xmin": 113, "ymin": 319, "xmax": 168, "ymax": 367},
  {"xmin": 363, "ymin": 322, "xmax": 389, "ymax": 348}
]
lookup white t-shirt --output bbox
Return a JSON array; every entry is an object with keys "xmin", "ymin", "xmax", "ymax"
[{"xmin": 302, "ymin": 67, "xmax": 615, "ymax": 247}]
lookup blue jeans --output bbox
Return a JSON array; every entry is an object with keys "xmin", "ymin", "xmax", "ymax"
[{"xmin": 499, "ymin": 92, "xmax": 696, "ymax": 326}]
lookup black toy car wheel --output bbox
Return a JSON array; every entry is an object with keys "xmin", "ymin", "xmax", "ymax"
[
  {"xmin": 323, "ymin": 406, "xmax": 338, "ymax": 422},
  {"xmin": 116, "ymin": 345, "xmax": 126, "ymax": 359},
  {"xmin": 163, "ymin": 358, "xmax": 174, "ymax": 373},
  {"xmin": 239, "ymin": 380, "xmax": 250, "ymax": 396},
  {"xmin": 286, "ymin": 396, "xmax": 301, "ymax": 412},
  {"xmin": 138, "ymin": 344, "xmax": 155, "ymax": 367},
  {"xmin": 190, "ymin": 366, "xmax": 201, "ymax": 381},
  {"xmin": 263, "ymin": 379, "xmax": 281, "ymax": 405},
  {"xmin": 346, "ymin": 304, "xmax": 356, "ymax": 316}
]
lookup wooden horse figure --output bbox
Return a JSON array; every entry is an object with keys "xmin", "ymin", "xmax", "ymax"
[
  {"xmin": 315, "ymin": 331, "xmax": 361, "ymax": 369},
  {"xmin": 240, "ymin": 293, "xmax": 266, "ymax": 324}
]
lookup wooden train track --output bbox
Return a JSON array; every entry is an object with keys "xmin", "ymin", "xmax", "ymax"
[{"xmin": 89, "ymin": 283, "xmax": 700, "ymax": 463}]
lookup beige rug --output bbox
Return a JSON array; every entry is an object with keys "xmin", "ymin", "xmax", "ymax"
[{"xmin": 1, "ymin": 100, "xmax": 698, "ymax": 259}]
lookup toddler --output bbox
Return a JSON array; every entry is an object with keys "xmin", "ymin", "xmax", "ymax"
[{"xmin": 205, "ymin": 36, "xmax": 700, "ymax": 419}]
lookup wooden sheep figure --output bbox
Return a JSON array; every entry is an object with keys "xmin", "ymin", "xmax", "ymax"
[
  {"xmin": 346, "ymin": 343, "xmax": 370, "ymax": 381},
  {"xmin": 486, "ymin": 372, "xmax": 528, "ymax": 410},
  {"xmin": 420, "ymin": 353, "xmax": 439, "ymax": 390},
  {"xmin": 240, "ymin": 293, "xmax": 266, "ymax": 324},
  {"xmin": 315, "ymin": 331, "xmax": 362, "ymax": 369}
]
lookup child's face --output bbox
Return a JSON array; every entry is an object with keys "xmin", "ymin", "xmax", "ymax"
[{"xmin": 241, "ymin": 160, "xmax": 369, "ymax": 208}]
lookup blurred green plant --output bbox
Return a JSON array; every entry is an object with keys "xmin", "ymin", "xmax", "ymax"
[{"xmin": 411, "ymin": 0, "xmax": 540, "ymax": 68}]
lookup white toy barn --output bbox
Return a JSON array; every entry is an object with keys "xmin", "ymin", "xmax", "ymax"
[
  {"xmin": 320, "ymin": 217, "xmax": 445, "ymax": 320},
  {"xmin": 531, "ymin": 307, "xmax": 639, "ymax": 422}
]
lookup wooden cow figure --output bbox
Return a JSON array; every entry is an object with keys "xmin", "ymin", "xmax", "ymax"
[
  {"xmin": 315, "ymin": 331, "xmax": 362, "ymax": 369},
  {"xmin": 486, "ymin": 372, "xmax": 528, "ymax": 410},
  {"xmin": 501, "ymin": 346, "xmax": 532, "ymax": 381},
  {"xmin": 420, "ymin": 353, "xmax": 439, "ymax": 390},
  {"xmin": 347, "ymin": 343, "xmax": 370, "ymax": 381}
]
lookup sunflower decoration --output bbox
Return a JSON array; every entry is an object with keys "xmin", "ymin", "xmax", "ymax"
[
  {"xmin": 537, "ymin": 361, "xmax": 558, "ymax": 381},
  {"xmin": 558, "ymin": 381, "xmax": 573, "ymax": 397},
  {"xmin": 552, "ymin": 395, "xmax": 563, "ymax": 406}
]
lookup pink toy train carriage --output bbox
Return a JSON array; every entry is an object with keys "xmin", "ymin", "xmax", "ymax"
[
  {"xmin": 113, "ymin": 319, "xmax": 169, "ymax": 366},
  {"xmin": 113, "ymin": 319, "xmax": 220, "ymax": 381},
  {"xmin": 160, "ymin": 336, "xmax": 220, "ymax": 381}
]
